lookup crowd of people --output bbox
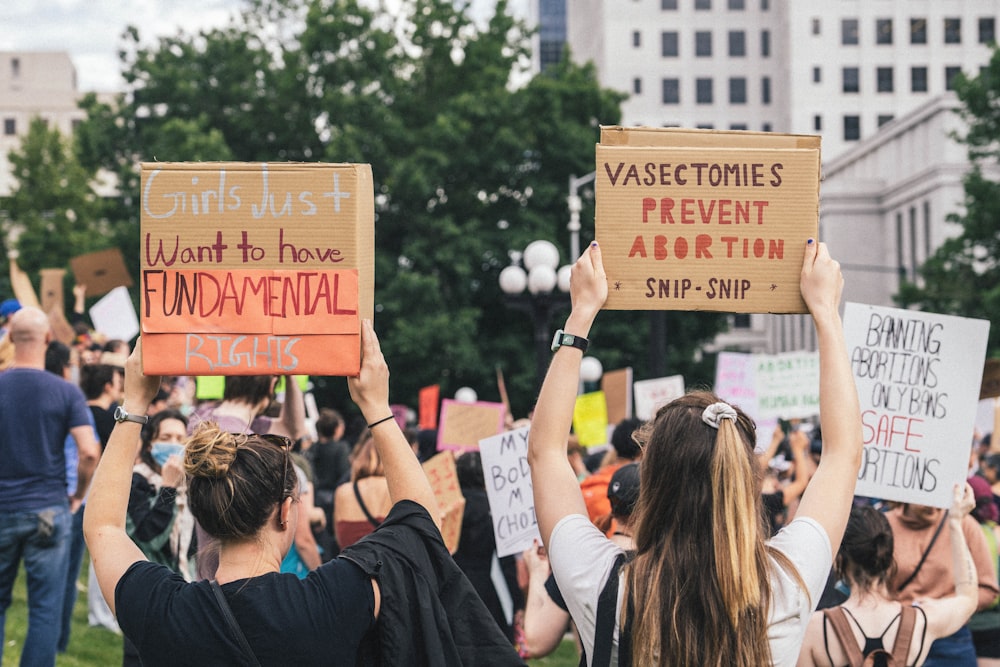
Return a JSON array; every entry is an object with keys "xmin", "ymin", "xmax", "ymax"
[{"xmin": 0, "ymin": 239, "xmax": 997, "ymax": 666}]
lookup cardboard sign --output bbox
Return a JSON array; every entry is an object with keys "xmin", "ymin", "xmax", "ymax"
[
  {"xmin": 419, "ymin": 384, "xmax": 440, "ymax": 430},
  {"xmin": 70, "ymin": 248, "xmax": 133, "ymax": 296},
  {"xmin": 139, "ymin": 162, "xmax": 374, "ymax": 376},
  {"xmin": 39, "ymin": 269, "xmax": 65, "ymax": 314},
  {"xmin": 595, "ymin": 126, "xmax": 820, "ymax": 313},
  {"xmin": 753, "ymin": 350, "xmax": 819, "ymax": 420},
  {"xmin": 601, "ymin": 367, "xmax": 633, "ymax": 424},
  {"xmin": 845, "ymin": 302, "xmax": 991, "ymax": 508},
  {"xmin": 981, "ymin": 359, "xmax": 1000, "ymax": 400},
  {"xmin": 479, "ymin": 426, "xmax": 539, "ymax": 557},
  {"xmin": 436, "ymin": 399, "xmax": 506, "ymax": 451},
  {"xmin": 90, "ymin": 286, "xmax": 140, "ymax": 342},
  {"xmin": 421, "ymin": 450, "xmax": 465, "ymax": 554},
  {"xmin": 573, "ymin": 391, "xmax": 609, "ymax": 447},
  {"xmin": 634, "ymin": 374, "xmax": 685, "ymax": 421}
]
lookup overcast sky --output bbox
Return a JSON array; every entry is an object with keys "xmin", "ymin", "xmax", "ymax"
[{"xmin": 1, "ymin": 0, "xmax": 528, "ymax": 93}]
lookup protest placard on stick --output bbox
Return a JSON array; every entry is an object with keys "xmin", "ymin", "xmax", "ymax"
[{"xmin": 479, "ymin": 426, "xmax": 538, "ymax": 558}]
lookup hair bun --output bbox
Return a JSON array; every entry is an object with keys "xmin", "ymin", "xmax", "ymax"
[{"xmin": 184, "ymin": 421, "xmax": 239, "ymax": 479}]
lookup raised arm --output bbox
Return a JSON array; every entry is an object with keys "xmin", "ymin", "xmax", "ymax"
[
  {"xmin": 83, "ymin": 338, "xmax": 161, "ymax": 614},
  {"xmin": 923, "ymin": 483, "xmax": 979, "ymax": 641},
  {"xmin": 528, "ymin": 242, "xmax": 608, "ymax": 546},
  {"xmin": 791, "ymin": 240, "xmax": 863, "ymax": 556},
  {"xmin": 347, "ymin": 319, "xmax": 439, "ymax": 525}
]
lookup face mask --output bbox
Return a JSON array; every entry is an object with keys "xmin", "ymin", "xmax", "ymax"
[{"xmin": 151, "ymin": 442, "xmax": 184, "ymax": 467}]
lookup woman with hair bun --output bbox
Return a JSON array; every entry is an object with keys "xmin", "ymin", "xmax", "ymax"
[
  {"xmin": 797, "ymin": 484, "xmax": 979, "ymax": 666},
  {"xmin": 528, "ymin": 239, "xmax": 863, "ymax": 666},
  {"xmin": 84, "ymin": 324, "xmax": 526, "ymax": 666}
]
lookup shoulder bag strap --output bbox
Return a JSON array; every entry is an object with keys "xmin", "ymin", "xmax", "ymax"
[
  {"xmin": 210, "ymin": 580, "xmax": 262, "ymax": 667},
  {"xmin": 587, "ymin": 552, "xmax": 628, "ymax": 667},
  {"xmin": 896, "ymin": 511, "xmax": 948, "ymax": 592},
  {"xmin": 823, "ymin": 607, "xmax": 865, "ymax": 667},
  {"xmin": 353, "ymin": 480, "xmax": 381, "ymax": 528},
  {"xmin": 890, "ymin": 605, "xmax": 917, "ymax": 666}
]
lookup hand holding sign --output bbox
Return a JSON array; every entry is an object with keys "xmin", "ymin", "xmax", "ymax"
[{"xmin": 800, "ymin": 240, "xmax": 844, "ymax": 323}]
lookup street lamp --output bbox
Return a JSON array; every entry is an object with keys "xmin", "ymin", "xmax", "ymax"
[
  {"xmin": 499, "ymin": 239, "xmax": 572, "ymax": 392},
  {"xmin": 567, "ymin": 172, "xmax": 596, "ymax": 260}
]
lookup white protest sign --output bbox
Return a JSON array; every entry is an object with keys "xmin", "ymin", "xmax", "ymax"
[
  {"xmin": 845, "ymin": 302, "xmax": 990, "ymax": 508},
  {"xmin": 479, "ymin": 425, "xmax": 539, "ymax": 558},
  {"xmin": 89, "ymin": 286, "xmax": 140, "ymax": 342},
  {"xmin": 754, "ymin": 350, "xmax": 820, "ymax": 420},
  {"xmin": 634, "ymin": 375, "xmax": 685, "ymax": 420},
  {"xmin": 714, "ymin": 351, "xmax": 777, "ymax": 452}
]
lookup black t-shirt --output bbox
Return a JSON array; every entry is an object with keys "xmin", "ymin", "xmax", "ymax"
[
  {"xmin": 89, "ymin": 404, "xmax": 116, "ymax": 450},
  {"xmin": 115, "ymin": 558, "xmax": 376, "ymax": 666}
]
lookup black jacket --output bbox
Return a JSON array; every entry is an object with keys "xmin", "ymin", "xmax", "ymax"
[{"xmin": 342, "ymin": 500, "xmax": 526, "ymax": 667}]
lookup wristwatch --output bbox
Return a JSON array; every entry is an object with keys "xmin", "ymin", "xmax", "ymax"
[
  {"xmin": 551, "ymin": 329, "xmax": 589, "ymax": 353},
  {"xmin": 113, "ymin": 405, "xmax": 149, "ymax": 425}
]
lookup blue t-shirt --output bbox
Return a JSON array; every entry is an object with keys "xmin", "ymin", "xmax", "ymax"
[{"xmin": 0, "ymin": 368, "xmax": 92, "ymax": 510}]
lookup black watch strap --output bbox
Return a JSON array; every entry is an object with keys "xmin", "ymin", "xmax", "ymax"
[{"xmin": 551, "ymin": 329, "xmax": 589, "ymax": 353}]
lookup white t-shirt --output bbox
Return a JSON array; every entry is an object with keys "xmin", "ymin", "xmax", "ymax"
[{"xmin": 548, "ymin": 513, "xmax": 832, "ymax": 666}]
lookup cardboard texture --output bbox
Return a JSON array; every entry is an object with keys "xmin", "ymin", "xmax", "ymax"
[
  {"xmin": 601, "ymin": 367, "xmax": 633, "ymax": 424},
  {"xmin": 981, "ymin": 359, "xmax": 1000, "ymax": 400},
  {"xmin": 595, "ymin": 126, "xmax": 820, "ymax": 313},
  {"xmin": 421, "ymin": 451, "xmax": 465, "ymax": 554},
  {"xmin": 70, "ymin": 248, "xmax": 133, "ymax": 297},
  {"xmin": 436, "ymin": 399, "xmax": 506, "ymax": 451},
  {"xmin": 39, "ymin": 269, "xmax": 65, "ymax": 314},
  {"xmin": 139, "ymin": 162, "xmax": 374, "ymax": 375}
]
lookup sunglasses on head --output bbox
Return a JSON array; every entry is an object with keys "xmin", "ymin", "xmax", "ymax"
[{"xmin": 234, "ymin": 433, "xmax": 293, "ymax": 502}]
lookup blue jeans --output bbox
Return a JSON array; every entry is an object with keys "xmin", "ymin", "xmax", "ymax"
[
  {"xmin": 58, "ymin": 505, "xmax": 85, "ymax": 652},
  {"xmin": 924, "ymin": 624, "xmax": 978, "ymax": 666},
  {"xmin": 0, "ymin": 505, "xmax": 71, "ymax": 667}
]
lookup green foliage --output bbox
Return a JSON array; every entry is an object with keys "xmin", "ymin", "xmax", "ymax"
[
  {"xmin": 71, "ymin": 0, "xmax": 726, "ymax": 416},
  {"xmin": 896, "ymin": 48, "xmax": 1000, "ymax": 357}
]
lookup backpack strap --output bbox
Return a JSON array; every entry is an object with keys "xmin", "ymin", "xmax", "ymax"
[
  {"xmin": 823, "ymin": 607, "xmax": 865, "ymax": 667},
  {"xmin": 582, "ymin": 552, "xmax": 629, "ymax": 667},
  {"xmin": 210, "ymin": 580, "xmax": 262, "ymax": 667},
  {"xmin": 353, "ymin": 480, "xmax": 381, "ymax": 528},
  {"xmin": 896, "ymin": 511, "xmax": 948, "ymax": 592},
  {"xmin": 889, "ymin": 605, "xmax": 917, "ymax": 666}
]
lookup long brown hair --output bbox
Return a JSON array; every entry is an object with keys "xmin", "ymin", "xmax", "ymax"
[{"xmin": 625, "ymin": 391, "xmax": 805, "ymax": 666}]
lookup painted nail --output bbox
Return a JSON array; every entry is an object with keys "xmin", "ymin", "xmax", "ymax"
[{"xmin": 807, "ymin": 238, "xmax": 814, "ymax": 244}]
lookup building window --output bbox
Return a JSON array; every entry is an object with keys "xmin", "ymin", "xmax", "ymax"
[
  {"xmin": 3, "ymin": 118, "xmax": 15, "ymax": 136},
  {"xmin": 695, "ymin": 0, "xmax": 711, "ymax": 9},
  {"xmin": 761, "ymin": 30, "xmax": 771, "ymax": 57},
  {"xmin": 911, "ymin": 19, "xmax": 927, "ymax": 44},
  {"xmin": 733, "ymin": 313, "xmax": 752, "ymax": 328},
  {"xmin": 729, "ymin": 31, "xmax": 746, "ymax": 56},
  {"xmin": 844, "ymin": 115, "xmax": 861, "ymax": 141},
  {"xmin": 696, "ymin": 123, "xmax": 715, "ymax": 129},
  {"xmin": 633, "ymin": 31, "xmax": 641, "ymax": 48},
  {"xmin": 812, "ymin": 18, "xmax": 821, "ymax": 36},
  {"xmin": 696, "ymin": 31, "xmax": 712, "ymax": 56},
  {"xmin": 730, "ymin": 123, "xmax": 748, "ymax": 130},
  {"xmin": 813, "ymin": 66, "xmax": 821, "ymax": 83},
  {"xmin": 728, "ymin": 0, "xmax": 744, "ymax": 9},
  {"xmin": 877, "ymin": 67, "xmax": 893, "ymax": 93},
  {"xmin": 662, "ymin": 0, "xmax": 678, "ymax": 8},
  {"xmin": 944, "ymin": 18, "xmax": 961, "ymax": 44},
  {"xmin": 662, "ymin": 31, "xmax": 679, "ymax": 57},
  {"xmin": 633, "ymin": 78, "xmax": 643, "ymax": 95},
  {"xmin": 842, "ymin": 19, "xmax": 859, "ymax": 45},
  {"xmin": 876, "ymin": 19, "xmax": 893, "ymax": 45},
  {"xmin": 663, "ymin": 78, "xmax": 680, "ymax": 104},
  {"xmin": 696, "ymin": 78, "xmax": 714, "ymax": 104},
  {"xmin": 814, "ymin": 115, "xmax": 822, "ymax": 131},
  {"xmin": 878, "ymin": 114, "xmax": 894, "ymax": 127},
  {"xmin": 762, "ymin": 122, "xmax": 772, "ymax": 132},
  {"xmin": 945, "ymin": 66, "xmax": 962, "ymax": 90},
  {"xmin": 761, "ymin": 0, "xmax": 769, "ymax": 10},
  {"xmin": 729, "ymin": 77, "xmax": 747, "ymax": 103},
  {"xmin": 761, "ymin": 76, "xmax": 771, "ymax": 104},
  {"xmin": 842, "ymin": 67, "xmax": 860, "ymax": 93},
  {"xmin": 911, "ymin": 67, "xmax": 928, "ymax": 92},
  {"xmin": 980, "ymin": 18, "xmax": 996, "ymax": 45},
  {"xmin": 10, "ymin": 58, "xmax": 19, "ymax": 78}
]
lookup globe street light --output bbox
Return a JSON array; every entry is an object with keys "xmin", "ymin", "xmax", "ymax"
[{"xmin": 499, "ymin": 239, "xmax": 572, "ymax": 393}]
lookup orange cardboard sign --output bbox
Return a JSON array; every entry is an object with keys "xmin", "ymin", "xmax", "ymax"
[
  {"xmin": 419, "ymin": 384, "xmax": 441, "ymax": 430},
  {"xmin": 601, "ymin": 367, "xmax": 633, "ymax": 424},
  {"xmin": 139, "ymin": 162, "xmax": 374, "ymax": 375},
  {"xmin": 421, "ymin": 450, "xmax": 466, "ymax": 553},
  {"xmin": 595, "ymin": 127, "xmax": 820, "ymax": 314},
  {"xmin": 70, "ymin": 248, "xmax": 133, "ymax": 296}
]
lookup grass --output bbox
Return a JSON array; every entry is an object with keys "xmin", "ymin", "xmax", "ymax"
[
  {"xmin": 1, "ymin": 558, "xmax": 579, "ymax": 666},
  {"xmin": 2, "ymin": 558, "xmax": 122, "ymax": 667}
]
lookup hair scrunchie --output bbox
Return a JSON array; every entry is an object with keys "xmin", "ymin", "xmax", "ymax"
[{"xmin": 702, "ymin": 402, "xmax": 738, "ymax": 429}]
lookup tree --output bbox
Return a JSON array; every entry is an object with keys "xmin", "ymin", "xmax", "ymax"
[
  {"xmin": 77, "ymin": 0, "xmax": 727, "ymax": 417},
  {"xmin": 897, "ymin": 48, "xmax": 1000, "ymax": 357}
]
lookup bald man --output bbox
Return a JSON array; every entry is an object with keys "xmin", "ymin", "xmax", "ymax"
[{"xmin": 0, "ymin": 306, "xmax": 100, "ymax": 665}]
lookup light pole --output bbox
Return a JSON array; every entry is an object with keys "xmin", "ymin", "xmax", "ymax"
[
  {"xmin": 498, "ymin": 239, "xmax": 572, "ymax": 393},
  {"xmin": 567, "ymin": 171, "xmax": 596, "ymax": 260}
]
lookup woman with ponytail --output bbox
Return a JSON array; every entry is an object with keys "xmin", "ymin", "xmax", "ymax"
[{"xmin": 528, "ymin": 239, "xmax": 863, "ymax": 666}]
